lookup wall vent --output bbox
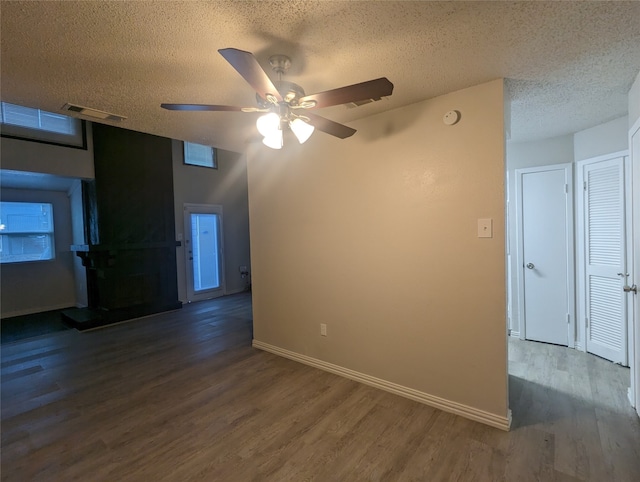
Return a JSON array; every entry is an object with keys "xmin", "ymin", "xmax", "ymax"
[{"xmin": 62, "ymin": 103, "xmax": 126, "ymax": 121}]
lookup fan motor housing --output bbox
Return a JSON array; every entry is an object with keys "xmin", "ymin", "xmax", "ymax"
[{"xmin": 257, "ymin": 80, "xmax": 306, "ymax": 107}]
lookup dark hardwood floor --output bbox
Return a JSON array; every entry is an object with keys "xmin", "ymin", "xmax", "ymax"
[
  {"xmin": 2, "ymin": 292, "xmax": 639, "ymax": 481},
  {"xmin": 1, "ymin": 308, "xmax": 73, "ymax": 344}
]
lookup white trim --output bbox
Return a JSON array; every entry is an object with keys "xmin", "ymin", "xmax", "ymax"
[
  {"xmin": 629, "ymin": 116, "xmax": 640, "ymax": 415},
  {"xmin": 252, "ymin": 340, "xmax": 512, "ymax": 431},
  {"xmin": 577, "ymin": 150, "xmax": 629, "ymax": 164},
  {"xmin": 509, "ymin": 331, "xmax": 520, "ymax": 338},
  {"xmin": 515, "ymin": 163, "xmax": 575, "ymax": 346},
  {"xmin": 575, "ymin": 161, "xmax": 587, "ymax": 352},
  {"xmin": 183, "ymin": 203, "xmax": 226, "ymax": 302},
  {"xmin": 625, "ymin": 153, "xmax": 634, "ymax": 368}
]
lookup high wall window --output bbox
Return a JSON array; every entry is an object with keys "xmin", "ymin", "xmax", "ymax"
[
  {"xmin": 184, "ymin": 142, "xmax": 217, "ymax": 169},
  {"xmin": 0, "ymin": 102, "xmax": 85, "ymax": 148},
  {"xmin": 0, "ymin": 202, "xmax": 55, "ymax": 263}
]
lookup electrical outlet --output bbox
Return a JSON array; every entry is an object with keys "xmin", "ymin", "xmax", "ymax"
[{"xmin": 320, "ymin": 323, "xmax": 327, "ymax": 336}]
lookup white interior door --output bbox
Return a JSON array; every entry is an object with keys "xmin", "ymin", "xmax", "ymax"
[
  {"xmin": 582, "ymin": 156, "xmax": 628, "ymax": 365},
  {"xmin": 184, "ymin": 204, "xmax": 225, "ymax": 302},
  {"xmin": 517, "ymin": 165, "xmax": 573, "ymax": 346}
]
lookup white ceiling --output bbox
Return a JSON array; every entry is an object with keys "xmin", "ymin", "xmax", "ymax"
[{"xmin": 1, "ymin": 1, "xmax": 639, "ymax": 153}]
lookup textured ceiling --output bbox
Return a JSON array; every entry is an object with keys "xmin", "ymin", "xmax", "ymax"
[{"xmin": 1, "ymin": 1, "xmax": 639, "ymax": 153}]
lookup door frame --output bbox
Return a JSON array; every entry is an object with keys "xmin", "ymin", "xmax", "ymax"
[
  {"xmin": 515, "ymin": 163, "xmax": 575, "ymax": 345},
  {"xmin": 575, "ymin": 150, "xmax": 631, "ymax": 358},
  {"xmin": 183, "ymin": 203, "xmax": 226, "ymax": 302},
  {"xmin": 629, "ymin": 116, "xmax": 640, "ymax": 414}
]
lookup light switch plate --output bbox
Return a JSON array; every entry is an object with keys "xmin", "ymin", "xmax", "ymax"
[{"xmin": 478, "ymin": 218, "xmax": 493, "ymax": 238}]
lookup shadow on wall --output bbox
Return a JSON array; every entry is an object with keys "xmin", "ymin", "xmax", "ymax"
[{"xmin": 357, "ymin": 105, "xmax": 426, "ymax": 143}]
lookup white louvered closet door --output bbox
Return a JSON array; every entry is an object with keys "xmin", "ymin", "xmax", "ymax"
[{"xmin": 584, "ymin": 157, "xmax": 627, "ymax": 365}]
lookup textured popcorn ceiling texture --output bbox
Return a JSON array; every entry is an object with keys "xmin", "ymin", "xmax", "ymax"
[{"xmin": 1, "ymin": 1, "xmax": 639, "ymax": 152}]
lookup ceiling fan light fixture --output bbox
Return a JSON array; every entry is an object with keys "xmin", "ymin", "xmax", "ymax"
[
  {"xmin": 162, "ymin": 48, "xmax": 394, "ymax": 146},
  {"xmin": 290, "ymin": 118, "xmax": 315, "ymax": 144},
  {"xmin": 265, "ymin": 93, "xmax": 279, "ymax": 104},
  {"xmin": 256, "ymin": 112, "xmax": 280, "ymax": 137},
  {"xmin": 298, "ymin": 100, "xmax": 317, "ymax": 109},
  {"xmin": 262, "ymin": 130, "xmax": 283, "ymax": 149}
]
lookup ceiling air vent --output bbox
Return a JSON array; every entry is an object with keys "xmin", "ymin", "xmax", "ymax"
[{"xmin": 62, "ymin": 103, "xmax": 126, "ymax": 121}]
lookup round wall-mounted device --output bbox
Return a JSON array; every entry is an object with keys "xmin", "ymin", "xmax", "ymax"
[{"xmin": 443, "ymin": 110, "xmax": 461, "ymax": 125}]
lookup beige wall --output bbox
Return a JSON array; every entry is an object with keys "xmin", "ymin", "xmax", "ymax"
[
  {"xmin": 0, "ymin": 188, "xmax": 77, "ymax": 317},
  {"xmin": 172, "ymin": 141, "xmax": 251, "ymax": 301},
  {"xmin": 0, "ymin": 128, "xmax": 92, "ymax": 316},
  {"xmin": 0, "ymin": 123, "xmax": 94, "ymax": 179},
  {"xmin": 1, "ymin": 129, "xmax": 250, "ymax": 313},
  {"xmin": 247, "ymin": 79, "xmax": 508, "ymax": 422}
]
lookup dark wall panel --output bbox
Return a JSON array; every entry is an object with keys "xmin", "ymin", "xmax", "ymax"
[
  {"xmin": 71, "ymin": 124, "xmax": 181, "ymax": 326},
  {"xmin": 93, "ymin": 125, "xmax": 176, "ymax": 246}
]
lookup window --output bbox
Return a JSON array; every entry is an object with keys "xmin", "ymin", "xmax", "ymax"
[
  {"xmin": 184, "ymin": 142, "xmax": 217, "ymax": 169},
  {"xmin": 0, "ymin": 202, "xmax": 55, "ymax": 263},
  {"xmin": 0, "ymin": 102, "xmax": 85, "ymax": 148}
]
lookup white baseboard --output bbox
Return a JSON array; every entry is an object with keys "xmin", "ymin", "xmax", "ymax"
[
  {"xmin": 509, "ymin": 331, "xmax": 520, "ymax": 338},
  {"xmin": 252, "ymin": 339, "xmax": 512, "ymax": 431}
]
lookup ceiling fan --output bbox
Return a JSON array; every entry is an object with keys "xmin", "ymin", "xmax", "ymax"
[{"xmin": 161, "ymin": 48, "xmax": 394, "ymax": 149}]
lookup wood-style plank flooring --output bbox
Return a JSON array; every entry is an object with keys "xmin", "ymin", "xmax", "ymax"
[{"xmin": 2, "ymin": 293, "xmax": 639, "ymax": 481}]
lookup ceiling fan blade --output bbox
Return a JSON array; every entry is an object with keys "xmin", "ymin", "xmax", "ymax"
[
  {"xmin": 298, "ymin": 77, "xmax": 393, "ymax": 109},
  {"xmin": 161, "ymin": 103, "xmax": 245, "ymax": 112},
  {"xmin": 304, "ymin": 112, "xmax": 356, "ymax": 139},
  {"xmin": 218, "ymin": 48, "xmax": 283, "ymax": 103}
]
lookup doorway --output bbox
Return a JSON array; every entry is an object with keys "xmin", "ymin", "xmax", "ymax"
[
  {"xmin": 184, "ymin": 204, "xmax": 225, "ymax": 302},
  {"xmin": 515, "ymin": 163, "xmax": 575, "ymax": 346},
  {"xmin": 510, "ymin": 150, "xmax": 637, "ymax": 417}
]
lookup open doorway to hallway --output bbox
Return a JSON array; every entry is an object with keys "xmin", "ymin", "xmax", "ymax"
[{"xmin": 506, "ymin": 148, "xmax": 637, "ymax": 425}]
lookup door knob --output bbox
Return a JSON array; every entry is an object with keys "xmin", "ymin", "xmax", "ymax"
[
  {"xmin": 623, "ymin": 284, "xmax": 637, "ymax": 294},
  {"xmin": 526, "ymin": 263, "xmax": 535, "ymax": 269}
]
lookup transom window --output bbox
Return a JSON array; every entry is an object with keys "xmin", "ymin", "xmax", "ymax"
[
  {"xmin": 0, "ymin": 102, "xmax": 85, "ymax": 148},
  {"xmin": 184, "ymin": 142, "xmax": 217, "ymax": 169}
]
